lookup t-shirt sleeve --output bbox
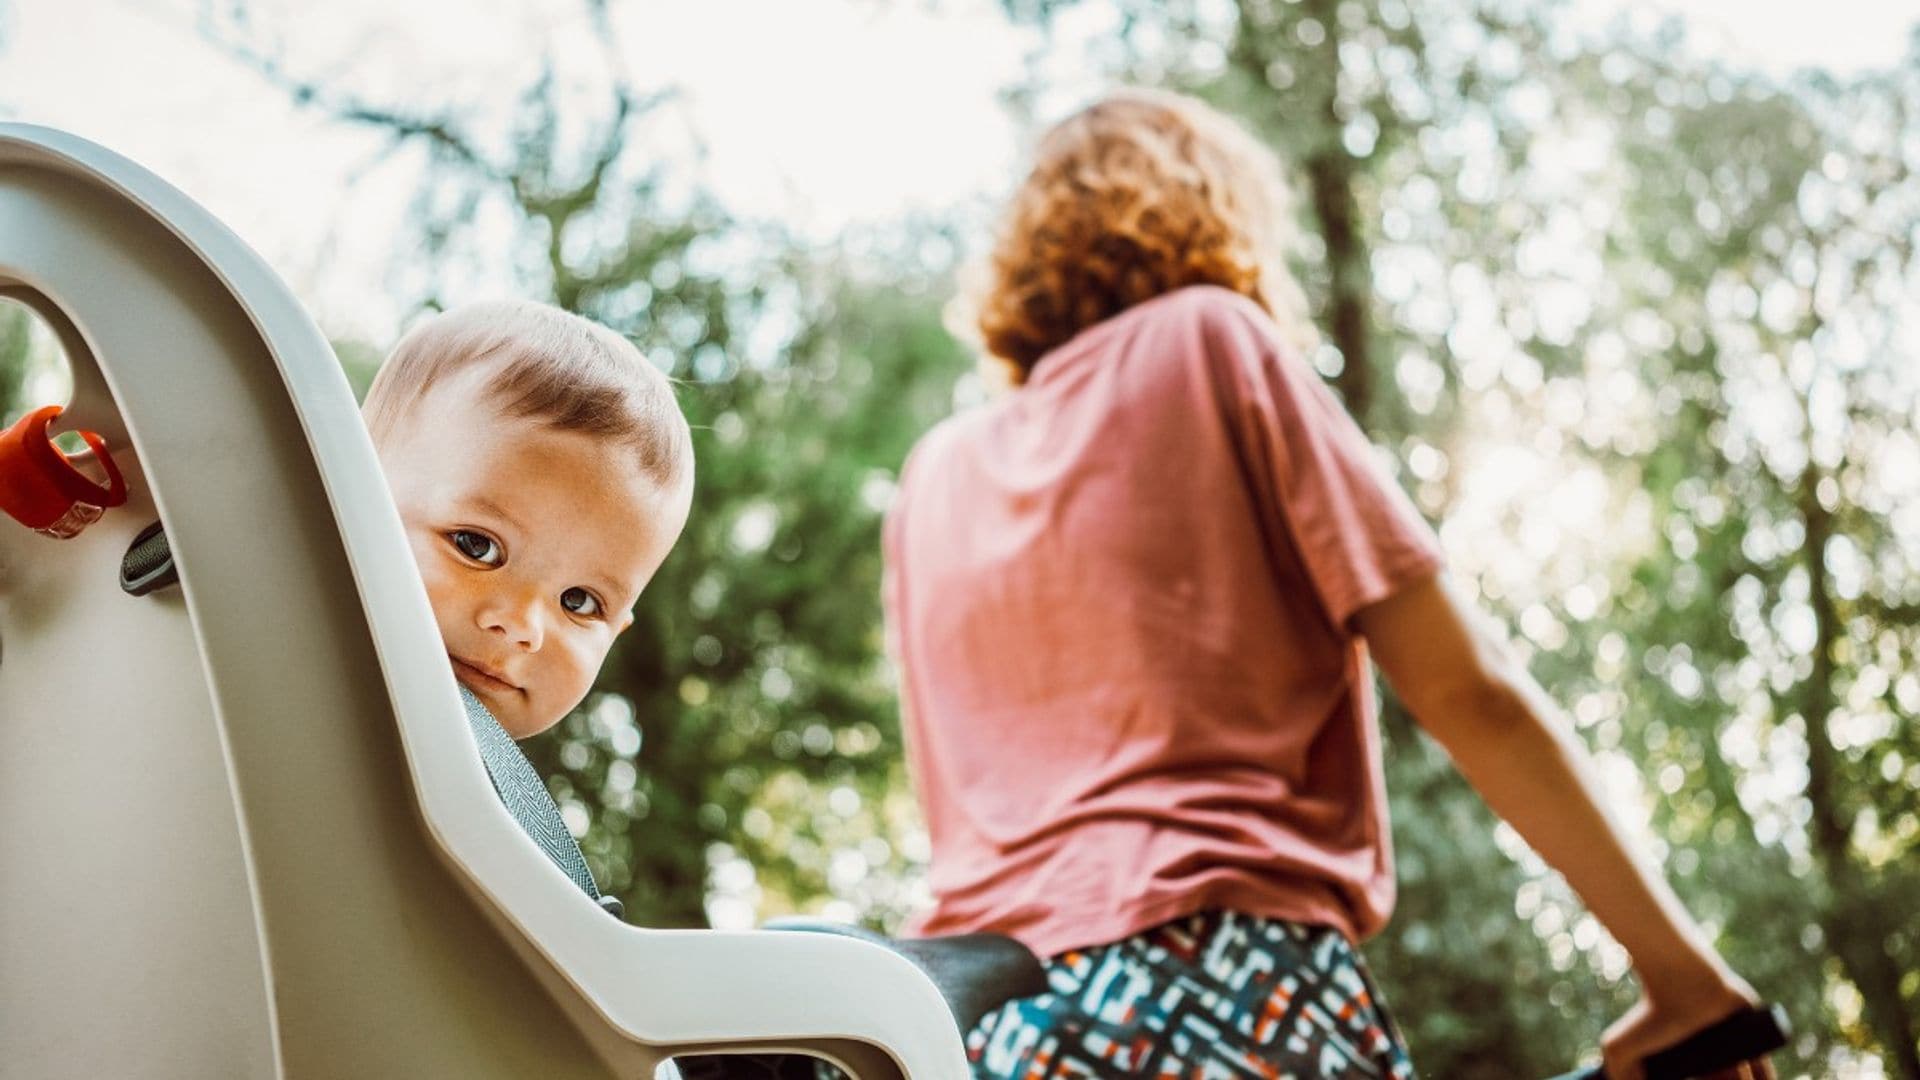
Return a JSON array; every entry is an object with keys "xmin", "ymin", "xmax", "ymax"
[{"xmin": 1197, "ymin": 291, "xmax": 1444, "ymax": 630}]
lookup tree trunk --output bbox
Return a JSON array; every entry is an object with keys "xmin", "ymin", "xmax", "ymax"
[
  {"xmin": 1305, "ymin": 152, "xmax": 1375, "ymax": 428},
  {"xmin": 1797, "ymin": 465, "xmax": 1920, "ymax": 1076},
  {"xmin": 1301, "ymin": 0, "xmax": 1375, "ymax": 431}
]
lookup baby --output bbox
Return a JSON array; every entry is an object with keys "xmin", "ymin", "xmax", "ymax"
[{"xmin": 362, "ymin": 300, "xmax": 693, "ymax": 739}]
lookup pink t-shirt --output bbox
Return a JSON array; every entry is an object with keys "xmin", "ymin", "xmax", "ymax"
[{"xmin": 882, "ymin": 286, "xmax": 1445, "ymax": 958}]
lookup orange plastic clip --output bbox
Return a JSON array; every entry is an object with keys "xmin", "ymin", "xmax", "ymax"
[{"xmin": 0, "ymin": 404, "xmax": 128, "ymax": 538}]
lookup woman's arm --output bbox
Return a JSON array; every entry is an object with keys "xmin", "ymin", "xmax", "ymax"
[{"xmin": 1354, "ymin": 574, "xmax": 1770, "ymax": 1079}]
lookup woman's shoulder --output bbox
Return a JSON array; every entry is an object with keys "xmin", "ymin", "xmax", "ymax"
[
  {"xmin": 1132, "ymin": 283, "xmax": 1274, "ymax": 333},
  {"xmin": 1163, "ymin": 282, "xmax": 1268, "ymax": 315},
  {"xmin": 1119, "ymin": 289, "xmax": 1348, "ymax": 439},
  {"xmin": 1108, "ymin": 286, "xmax": 1297, "ymax": 395},
  {"xmin": 895, "ymin": 409, "xmax": 977, "ymax": 488},
  {"xmin": 1117, "ymin": 286, "xmax": 1289, "ymax": 380},
  {"xmin": 1018, "ymin": 286, "xmax": 1277, "ymax": 387}
]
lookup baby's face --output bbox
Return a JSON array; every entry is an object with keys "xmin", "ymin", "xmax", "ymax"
[{"xmin": 376, "ymin": 367, "xmax": 691, "ymax": 738}]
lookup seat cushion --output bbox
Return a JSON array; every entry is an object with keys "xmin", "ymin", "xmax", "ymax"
[{"xmin": 460, "ymin": 687, "xmax": 603, "ymax": 902}]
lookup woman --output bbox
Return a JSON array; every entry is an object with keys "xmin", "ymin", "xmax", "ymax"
[{"xmin": 882, "ymin": 88, "xmax": 1772, "ymax": 1078}]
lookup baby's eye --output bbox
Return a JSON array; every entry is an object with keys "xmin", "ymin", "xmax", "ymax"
[
  {"xmin": 561, "ymin": 587, "xmax": 603, "ymax": 618},
  {"xmin": 450, "ymin": 530, "xmax": 503, "ymax": 566}
]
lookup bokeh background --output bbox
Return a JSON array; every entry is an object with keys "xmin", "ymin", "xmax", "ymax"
[{"xmin": 3, "ymin": 1, "xmax": 1917, "ymax": 1074}]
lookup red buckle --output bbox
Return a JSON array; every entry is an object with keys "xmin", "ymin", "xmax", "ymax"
[{"xmin": 0, "ymin": 404, "xmax": 128, "ymax": 538}]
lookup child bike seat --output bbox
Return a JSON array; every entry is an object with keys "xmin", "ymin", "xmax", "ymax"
[{"xmin": 0, "ymin": 122, "xmax": 966, "ymax": 1080}]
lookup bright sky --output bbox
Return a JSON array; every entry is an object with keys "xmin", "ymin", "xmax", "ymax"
[
  {"xmin": 0, "ymin": 0, "xmax": 1049, "ymax": 339},
  {"xmin": 1, "ymin": 0, "xmax": 1913, "ymax": 343}
]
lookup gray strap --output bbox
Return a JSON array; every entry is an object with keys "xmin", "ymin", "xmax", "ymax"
[{"xmin": 460, "ymin": 687, "xmax": 612, "ymax": 911}]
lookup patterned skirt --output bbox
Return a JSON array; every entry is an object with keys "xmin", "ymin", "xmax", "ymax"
[{"xmin": 964, "ymin": 909, "xmax": 1418, "ymax": 1079}]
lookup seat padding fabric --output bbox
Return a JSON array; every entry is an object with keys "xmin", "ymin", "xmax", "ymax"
[{"xmin": 461, "ymin": 686, "xmax": 603, "ymax": 902}]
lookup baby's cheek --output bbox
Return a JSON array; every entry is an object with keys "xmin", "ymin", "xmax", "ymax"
[
  {"xmin": 549, "ymin": 645, "xmax": 598, "ymax": 716},
  {"xmin": 412, "ymin": 541, "xmax": 480, "ymax": 631},
  {"xmin": 511, "ymin": 686, "xmax": 563, "ymax": 740}
]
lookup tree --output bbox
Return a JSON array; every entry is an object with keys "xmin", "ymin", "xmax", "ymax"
[
  {"xmin": 203, "ymin": 1, "xmax": 976, "ymax": 930},
  {"xmin": 0, "ymin": 302, "xmax": 37, "ymax": 424},
  {"xmin": 200, "ymin": 0, "xmax": 1919, "ymax": 1069},
  {"xmin": 994, "ymin": 0, "xmax": 1919, "ymax": 1072}
]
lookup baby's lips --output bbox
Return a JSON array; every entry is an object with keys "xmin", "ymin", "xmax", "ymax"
[
  {"xmin": 0, "ymin": 404, "xmax": 128, "ymax": 538},
  {"xmin": 455, "ymin": 655, "xmax": 520, "ymax": 691}
]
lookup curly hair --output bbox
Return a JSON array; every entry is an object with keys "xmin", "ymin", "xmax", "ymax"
[{"xmin": 962, "ymin": 88, "xmax": 1317, "ymax": 384}]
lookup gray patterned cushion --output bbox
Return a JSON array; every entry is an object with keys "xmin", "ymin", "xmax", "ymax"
[{"xmin": 459, "ymin": 686, "xmax": 608, "ymax": 908}]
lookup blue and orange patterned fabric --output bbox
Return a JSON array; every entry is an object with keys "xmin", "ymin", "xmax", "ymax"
[{"xmin": 964, "ymin": 910, "xmax": 1418, "ymax": 1079}]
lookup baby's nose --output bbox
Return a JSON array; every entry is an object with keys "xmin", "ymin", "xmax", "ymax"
[{"xmin": 481, "ymin": 592, "xmax": 545, "ymax": 650}]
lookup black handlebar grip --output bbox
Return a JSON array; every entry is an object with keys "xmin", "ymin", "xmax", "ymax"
[
  {"xmin": 1545, "ymin": 1004, "xmax": 1790, "ymax": 1080},
  {"xmin": 1643, "ymin": 1003, "xmax": 1790, "ymax": 1080}
]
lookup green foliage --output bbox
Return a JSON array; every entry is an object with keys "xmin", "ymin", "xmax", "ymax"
[
  {"xmin": 0, "ymin": 302, "xmax": 32, "ymax": 423},
  {"xmin": 334, "ymin": 339, "xmax": 383, "ymax": 402},
  {"xmin": 997, "ymin": 0, "xmax": 1919, "ymax": 1072},
  {"xmin": 0, "ymin": 300, "xmax": 74, "ymax": 428}
]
